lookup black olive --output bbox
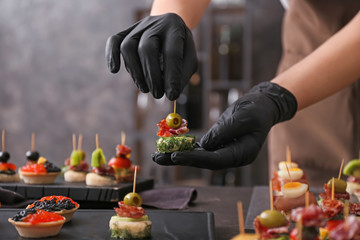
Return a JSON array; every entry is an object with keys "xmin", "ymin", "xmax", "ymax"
[
  {"xmin": 26, "ymin": 150, "xmax": 40, "ymax": 161},
  {"xmin": 0, "ymin": 151, "xmax": 10, "ymax": 163}
]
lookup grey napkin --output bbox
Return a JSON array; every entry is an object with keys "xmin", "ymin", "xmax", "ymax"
[{"xmin": 140, "ymin": 187, "xmax": 197, "ymax": 209}]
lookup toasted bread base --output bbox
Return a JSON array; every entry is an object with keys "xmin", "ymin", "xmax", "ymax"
[
  {"xmin": 86, "ymin": 172, "xmax": 115, "ymax": 186},
  {"xmin": 0, "ymin": 173, "xmax": 20, "ymax": 182},
  {"xmin": 64, "ymin": 170, "xmax": 87, "ymax": 182}
]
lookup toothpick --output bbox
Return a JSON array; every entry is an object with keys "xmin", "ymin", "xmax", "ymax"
[
  {"xmin": 121, "ymin": 131, "xmax": 126, "ymax": 146},
  {"xmin": 286, "ymin": 145, "xmax": 292, "ymax": 164},
  {"xmin": 270, "ymin": 180, "xmax": 274, "ymax": 210},
  {"xmin": 285, "ymin": 163, "xmax": 293, "ymax": 183},
  {"xmin": 305, "ymin": 191, "xmax": 309, "ymax": 209},
  {"xmin": 95, "ymin": 134, "xmax": 99, "ymax": 149},
  {"xmin": 72, "ymin": 133, "xmax": 76, "ymax": 151},
  {"xmin": 174, "ymin": 100, "xmax": 177, "ymax": 114},
  {"xmin": 78, "ymin": 134, "xmax": 83, "ymax": 151},
  {"xmin": 331, "ymin": 177, "xmax": 335, "ymax": 200},
  {"xmin": 2, "ymin": 130, "xmax": 4, "ymax": 152},
  {"xmin": 344, "ymin": 200, "xmax": 349, "ymax": 231},
  {"xmin": 237, "ymin": 201, "xmax": 245, "ymax": 235},
  {"xmin": 31, "ymin": 133, "xmax": 35, "ymax": 151},
  {"xmin": 133, "ymin": 166, "xmax": 138, "ymax": 193},
  {"xmin": 296, "ymin": 216, "xmax": 302, "ymax": 240},
  {"xmin": 338, "ymin": 159, "xmax": 344, "ymax": 180}
]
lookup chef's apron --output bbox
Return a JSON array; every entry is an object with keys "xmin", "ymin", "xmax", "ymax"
[{"xmin": 268, "ymin": 0, "xmax": 360, "ymax": 186}]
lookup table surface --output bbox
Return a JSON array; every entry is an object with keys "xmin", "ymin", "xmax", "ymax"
[
  {"xmin": 180, "ymin": 186, "xmax": 253, "ymax": 240},
  {"xmin": 1, "ymin": 185, "xmax": 253, "ymax": 240}
]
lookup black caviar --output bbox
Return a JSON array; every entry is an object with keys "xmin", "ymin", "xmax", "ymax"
[
  {"xmin": 12, "ymin": 208, "xmax": 36, "ymax": 222},
  {"xmin": 0, "ymin": 169, "xmax": 16, "ymax": 175},
  {"xmin": 43, "ymin": 161, "xmax": 61, "ymax": 172},
  {"xmin": 32, "ymin": 198, "xmax": 76, "ymax": 211}
]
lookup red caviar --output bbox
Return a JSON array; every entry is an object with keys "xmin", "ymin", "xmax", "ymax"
[
  {"xmin": 22, "ymin": 209, "xmax": 64, "ymax": 224},
  {"xmin": 21, "ymin": 164, "xmax": 47, "ymax": 173},
  {"xmin": 28, "ymin": 195, "xmax": 79, "ymax": 208},
  {"xmin": 0, "ymin": 162, "xmax": 17, "ymax": 171}
]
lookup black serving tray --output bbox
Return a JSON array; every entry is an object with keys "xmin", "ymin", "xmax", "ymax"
[
  {"xmin": 1, "ymin": 209, "xmax": 215, "ymax": 240},
  {"xmin": 0, "ymin": 177, "xmax": 154, "ymax": 202}
]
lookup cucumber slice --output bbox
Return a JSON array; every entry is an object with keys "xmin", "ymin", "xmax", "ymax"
[{"xmin": 343, "ymin": 159, "xmax": 360, "ymax": 176}]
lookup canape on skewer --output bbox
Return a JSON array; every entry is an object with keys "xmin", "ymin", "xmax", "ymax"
[
  {"xmin": 0, "ymin": 130, "xmax": 19, "ymax": 182},
  {"xmin": 86, "ymin": 134, "xmax": 115, "ymax": 186},
  {"xmin": 63, "ymin": 134, "xmax": 89, "ymax": 182}
]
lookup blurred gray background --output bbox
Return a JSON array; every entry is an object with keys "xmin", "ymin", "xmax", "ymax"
[{"xmin": 0, "ymin": 0, "xmax": 284, "ymax": 186}]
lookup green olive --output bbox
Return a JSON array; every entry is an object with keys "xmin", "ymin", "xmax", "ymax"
[
  {"xmin": 166, "ymin": 113, "xmax": 182, "ymax": 129},
  {"xmin": 258, "ymin": 210, "xmax": 287, "ymax": 228},
  {"xmin": 327, "ymin": 178, "xmax": 347, "ymax": 193},
  {"xmin": 123, "ymin": 192, "xmax": 142, "ymax": 207}
]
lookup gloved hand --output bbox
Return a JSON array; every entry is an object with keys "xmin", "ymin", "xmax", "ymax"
[
  {"xmin": 105, "ymin": 13, "xmax": 198, "ymax": 100},
  {"xmin": 152, "ymin": 82, "xmax": 297, "ymax": 170}
]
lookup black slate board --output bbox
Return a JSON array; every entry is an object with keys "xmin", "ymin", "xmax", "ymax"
[
  {"xmin": 1, "ymin": 209, "xmax": 215, "ymax": 240},
  {"xmin": 0, "ymin": 177, "xmax": 154, "ymax": 202},
  {"xmin": 244, "ymin": 186, "xmax": 324, "ymax": 230}
]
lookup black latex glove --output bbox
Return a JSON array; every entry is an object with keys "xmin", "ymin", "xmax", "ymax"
[
  {"xmin": 152, "ymin": 82, "xmax": 297, "ymax": 170},
  {"xmin": 106, "ymin": 13, "xmax": 198, "ymax": 100}
]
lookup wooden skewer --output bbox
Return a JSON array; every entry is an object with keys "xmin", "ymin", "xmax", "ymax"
[
  {"xmin": 31, "ymin": 133, "xmax": 35, "ymax": 151},
  {"xmin": 174, "ymin": 100, "xmax": 177, "ymax": 114},
  {"xmin": 95, "ymin": 134, "xmax": 99, "ymax": 149},
  {"xmin": 344, "ymin": 200, "xmax": 349, "ymax": 231},
  {"xmin": 285, "ymin": 163, "xmax": 293, "ymax": 183},
  {"xmin": 296, "ymin": 216, "xmax": 303, "ymax": 240},
  {"xmin": 72, "ymin": 133, "xmax": 76, "ymax": 151},
  {"xmin": 331, "ymin": 177, "xmax": 335, "ymax": 200},
  {"xmin": 237, "ymin": 201, "xmax": 245, "ymax": 235},
  {"xmin": 78, "ymin": 134, "xmax": 83, "ymax": 151},
  {"xmin": 338, "ymin": 158, "xmax": 344, "ymax": 180},
  {"xmin": 121, "ymin": 131, "xmax": 126, "ymax": 146},
  {"xmin": 305, "ymin": 191, "xmax": 309, "ymax": 209},
  {"xmin": 2, "ymin": 130, "xmax": 4, "ymax": 151},
  {"xmin": 133, "ymin": 166, "xmax": 138, "ymax": 193},
  {"xmin": 270, "ymin": 180, "xmax": 274, "ymax": 211},
  {"xmin": 286, "ymin": 146, "xmax": 292, "ymax": 164}
]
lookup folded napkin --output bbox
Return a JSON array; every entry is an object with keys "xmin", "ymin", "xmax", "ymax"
[
  {"xmin": 0, "ymin": 187, "xmax": 32, "ymax": 208},
  {"xmin": 140, "ymin": 187, "xmax": 197, "ymax": 210}
]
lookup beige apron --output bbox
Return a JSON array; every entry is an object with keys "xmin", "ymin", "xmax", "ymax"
[{"xmin": 268, "ymin": 0, "xmax": 360, "ymax": 186}]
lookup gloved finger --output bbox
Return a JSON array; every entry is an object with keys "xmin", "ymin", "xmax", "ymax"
[
  {"xmin": 162, "ymin": 16, "xmax": 186, "ymax": 100},
  {"xmin": 173, "ymin": 134, "xmax": 261, "ymax": 169},
  {"xmin": 182, "ymin": 28, "xmax": 198, "ymax": 86},
  {"xmin": 121, "ymin": 35, "xmax": 149, "ymax": 93},
  {"xmin": 200, "ymin": 101, "xmax": 259, "ymax": 150},
  {"xmin": 152, "ymin": 152, "xmax": 175, "ymax": 166},
  {"xmin": 105, "ymin": 23, "xmax": 140, "ymax": 73},
  {"xmin": 138, "ymin": 32, "xmax": 164, "ymax": 99}
]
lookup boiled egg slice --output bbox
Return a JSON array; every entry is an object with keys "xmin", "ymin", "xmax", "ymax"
[
  {"xmin": 281, "ymin": 182, "xmax": 308, "ymax": 198},
  {"xmin": 278, "ymin": 161, "xmax": 298, "ymax": 170},
  {"xmin": 277, "ymin": 168, "xmax": 303, "ymax": 180}
]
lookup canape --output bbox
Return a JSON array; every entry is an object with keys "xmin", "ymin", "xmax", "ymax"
[
  {"xmin": 108, "ymin": 143, "xmax": 136, "ymax": 183},
  {"xmin": 8, "ymin": 208, "xmax": 65, "ymax": 238},
  {"xmin": 110, "ymin": 192, "xmax": 152, "ymax": 239},
  {"xmin": 86, "ymin": 134, "xmax": 115, "ymax": 186},
  {"xmin": 0, "ymin": 130, "xmax": 20, "ymax": 182},
  {"xmin": 27, "ymin": 195, "xmax": 79, "ymax": 222},
  {"xmin": 19, "ymin": 156, "xmax": 61, "ymax": 184}
]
